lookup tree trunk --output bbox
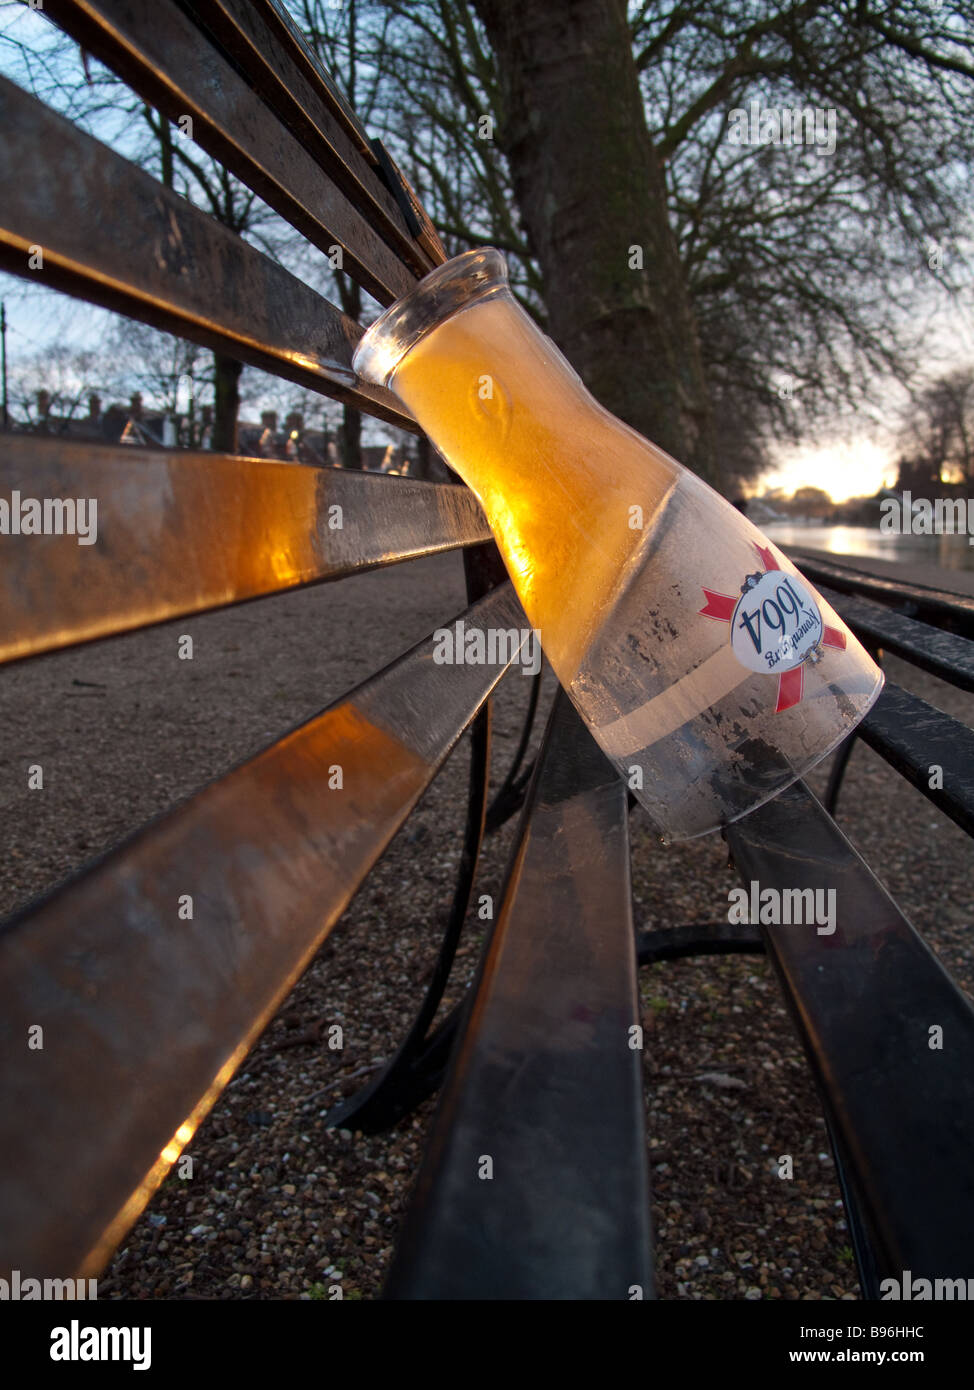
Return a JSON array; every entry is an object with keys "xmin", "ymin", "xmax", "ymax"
[
  {"xmin": 340, "ymin": 405, "xmax": 362, "ymax": 471},
  {"xmin": 473, "ymin": 0, "xmax": 718, "ymax": 486},
  {"xmin": 211, "ymin": 353, "xmax": 242, "ymax": 454},
  {"xmin": 411, "ymin": 433, "xmax": 451, "ymax": 483},
  {"xmin": 338, "ymin": 273, "xmax": 364, "ymax": 469}
]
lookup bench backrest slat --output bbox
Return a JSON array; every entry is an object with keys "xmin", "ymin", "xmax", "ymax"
[
  {"xmin": 859, "ymin": 683, "xmax": 974, "ymax": 838},
  {"xmin": 727, "ymin": 780, "xmax": 974, "ymax": 1280},
  {"xmin": 797, "ymin": 554, "xmax": 974, "ymax": 639},
  {"xmin": 186, "ymin": 0, "xmax": 446, "ymax": 269},
  {"xmin": 0, "ymin": 79, "xmax": 412, "ymax": 429},
  {"xmin": 819, "ymin": 584, "xmax": 974, "ymax": 692},
  {"xmin": 45, "ymin": 0, "xmax": 423, "ymax": 304},
  {"xmin": 0, "ymin": 437, "xmax": 491, "ymax": 665}
]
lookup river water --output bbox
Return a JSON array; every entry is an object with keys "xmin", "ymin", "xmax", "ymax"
[{"xmin": 763, "ymin": 523, "xmax": 974, "ymax": 574}]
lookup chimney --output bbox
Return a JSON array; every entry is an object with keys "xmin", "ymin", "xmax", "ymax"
[
  {"xmin": 261, "ymin": 410, "xmax": 278, "ymax": 433},
  {"xmin": 284, "ymin": 411, "xmax": 303, "ymax": 436},
  {"xmin": 36, "ymin": 389, "xmax": 50, "ymax": 418},
  {"xmin": 88, "ymin": 393, "xmax": 101, "ymax": 423},
  {"xmin": 129, "ymin": 391, "xmax": 143, "ymax": 420}
]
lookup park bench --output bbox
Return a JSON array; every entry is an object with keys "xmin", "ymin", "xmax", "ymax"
[{"xmin": 2, "ymin": 0, "xmax": 974, "ymax": 1301}]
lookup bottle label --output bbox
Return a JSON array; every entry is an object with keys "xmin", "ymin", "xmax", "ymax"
[
  {"xmin": 699, "ymin": 543, "xmax": 848, "ymax": 713},
  {"xmin": 730, "ymin": 570, "xmax": 823, "ymax": 675}
]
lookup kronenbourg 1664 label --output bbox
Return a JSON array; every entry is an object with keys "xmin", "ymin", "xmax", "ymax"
[
  {"xmin": 730, "ymin": 570, "xmax": 823, "ymax": 675},
  {"xmin": 698, "ymin": 542, "xmax": 848, "ymax": 714}
]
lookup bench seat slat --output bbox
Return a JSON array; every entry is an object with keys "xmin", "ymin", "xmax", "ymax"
[
  {"xmin": 0, "ymin": 438, "xmax": 491, "ymax": 664},
  {"xmin": 726, "ymin": 781, "xmax": 974, "ymax": 1279},
  {"xmin": 0, "ymin": 78, "xmax": 412, "ymax": 430},
  {"xmin": 44, "ymin": 0, "xmax": 419, "ymax": 304},
  {"xmin": 795, "ymin": 553, "xmax": 974, "ymax": 639},
  {"xmin": 858, "ymin": 683, "xmax": 974, "ymax": 837},
  {"xmin": 386, "ymin": 690, "xmax": 653, "ymax": 1300},
  {"xmin": 818, "ymin": 585, "xmax": 974, "ymax": 692},
  {"xmin": 0, "ymin": 583, "xmax": 526, "ymax": 1280}
]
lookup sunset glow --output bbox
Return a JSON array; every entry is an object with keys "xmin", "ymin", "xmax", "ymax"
[{"xmin": 756, "ymin": 438, "xmax": 898, "ymax": 505}]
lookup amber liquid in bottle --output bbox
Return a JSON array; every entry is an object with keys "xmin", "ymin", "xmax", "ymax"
[
  {"xmin": 392, "ymin": 296, "xmax": 678, "ymax": 679},
  {"xmin": 380, "ymin": 281, "xmax": 883, "ymax": 840}
]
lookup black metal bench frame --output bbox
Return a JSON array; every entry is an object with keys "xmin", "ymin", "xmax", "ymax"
[{"xmin": 2, "ymin": 0, "xmax": 974, "ymax": 1301}]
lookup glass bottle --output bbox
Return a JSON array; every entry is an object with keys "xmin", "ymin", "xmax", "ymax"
[{"xmin": 353, "ymin": 248, "xmax": 883, "ymax": 840}]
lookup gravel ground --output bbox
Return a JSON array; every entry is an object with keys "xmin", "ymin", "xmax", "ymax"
[{"xmin": 1, "ymin": 549, "xmax": 971, "ymax": 1301}]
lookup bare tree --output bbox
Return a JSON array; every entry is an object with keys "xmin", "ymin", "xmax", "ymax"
[
  {"xmin": 637, "ymin": 0, "xmax": 974, "ymax": 457},
  {"xmin": 473, "ymin": 0, "xmax": 718, "ymax": 482},
  {"xmin": 8, "ymin": 344, "xmax": 103, "ymax": 432},
  {"xmin": 288, "ymin": 0, "xmax": 974, "ymax": 492},
  {"xmin": 100, "ymin": 321, "xmax": 216, "ymax": 447},
  {"xmin": 896, "ymin": 367, "xmax": 974, "ymax": 490}
]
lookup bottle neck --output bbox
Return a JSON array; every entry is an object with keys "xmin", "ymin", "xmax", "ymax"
[{"xmin": 390, "ymin": 293, "xmax": 608, "ymax": 503}]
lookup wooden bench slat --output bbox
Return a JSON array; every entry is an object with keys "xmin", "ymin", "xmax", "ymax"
[
  {"xmin": 818, "ymin": 585, "xmax": 974, "ymax": 691},
  {"xmin": 0, "ymin": 78, "xmax": 412, "ymax": 430},
  {"xmin": 0, "ymin": 583, "xmax": 525, "ymax": 1280},
  {"xmin": 185, "ymin": 0, "xmax": 444, "ymax": 272},
  {"xmin": 858, "ymin": 683, "xmax": 974, "ymax": 837},
  {"xmin": 385, "ymin": 690, "xmax": 652, "ymax": 1300},
  {"xmin": 251, "ymin": 0, "xmax": 374, "ymax": 154},
  {"xmin": 726, "ymin": 780, "xmax": 974, "ymax": 1280},
  {"xmin": 0, "ymin": 437, "xmax": 491, "ymax": 665},
  {"xmin": 44, "ymin": 0, "xmax": 419, "ymax": 304},
  {"xmin": 246, "ymin": 0, "xmax": 445, "ymax": 268},
  {"xmin": 795, "ymin": 553, "xmax": 974, "ymax": 639}
]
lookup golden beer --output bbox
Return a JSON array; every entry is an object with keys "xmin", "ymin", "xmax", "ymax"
[{"xmin": 354, "ymin": 250, "xmax": 883, "ymax": 839}]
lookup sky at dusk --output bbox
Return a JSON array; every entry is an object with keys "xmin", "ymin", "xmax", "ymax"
[{"xmin": 757, "ymin": 437, "xmax": 899, "ymax": 504}]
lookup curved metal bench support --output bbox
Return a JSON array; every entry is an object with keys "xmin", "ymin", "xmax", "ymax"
[
  {"xmin": 324, "ymin": 705, "xmax": 492, "ymax": 1134},
  {"xmin": 484, "ymin": 667, "xmax": 543, "ymax": 832},
  {"xmin": 326, "ymin": 544, "xmax": 529, "ymax": 1133},
  {"xmin": 636, "ymin": 922, "xmax": 764, "ymax": 964},
  {"xmin": 823, "ymin": 732, "xmax": 859, "ymax": 818}
]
